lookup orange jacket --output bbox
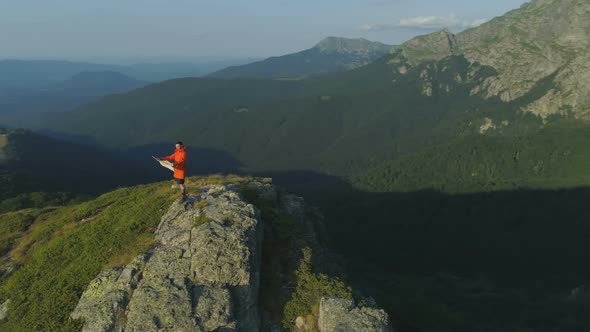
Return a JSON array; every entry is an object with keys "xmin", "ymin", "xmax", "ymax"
[{"xmin": 161, "ymin": 146, "xmax": 187, "ymax": 179}]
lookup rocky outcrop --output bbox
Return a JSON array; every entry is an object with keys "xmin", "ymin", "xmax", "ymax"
[
  {"xmin": 456, "ymin": 0, "xmax": 590, "ymax": 117},
  {"xmin": 71, "ymin": 180, "xmax": 392, "ymax": 331},
  {"xmin": 318, "ymin": 297, "xmax": 392, "ymax": 332},
  {"xmin": 399, "ymin": 29, "xmax": 456, "ymax": 65},
  {"xmin": 72, "ymin": 184, "xmax": 262, "ymax": 331},
  {"xmin": 315, "ymin": 37, "xmax": 393, "ymax": 56},
  {"xmin": 385, "ymin": 0, "xmax": 590, "ymax": 118},
  {"xmin": 0, "ymin": 300, "xmax": 9, "ymax": 321}
]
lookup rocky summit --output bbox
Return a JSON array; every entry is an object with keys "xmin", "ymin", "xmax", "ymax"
[{"xmin": 70, "ymin": 181, "xmax": 392, "ymax": 331}]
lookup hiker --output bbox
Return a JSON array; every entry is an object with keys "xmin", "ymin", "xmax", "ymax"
[{"xmin": 160, "ymin": 141, "xmax": 187, "ymax": 200}]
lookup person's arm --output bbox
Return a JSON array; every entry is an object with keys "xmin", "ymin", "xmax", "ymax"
[{"xmin": 160, "ymin": 152, "xmax": 175, "ymax": 162}]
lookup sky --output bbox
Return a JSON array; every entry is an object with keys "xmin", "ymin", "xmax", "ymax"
[{"xmin": 0, "ymin": 0, "xmax": 528, "ymax": 63}]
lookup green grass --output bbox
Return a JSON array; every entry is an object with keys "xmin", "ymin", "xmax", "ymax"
[
  {"xmin": 0, "ymin": 174, "xmax": 266, "ymax": 331},
  {"xmin": 193, "ymin": 211, "xmax": 214, "ymax": 228},
  {"xmin": 240, "ymin": 184, "xmax": 352, "ymax": 330},
  {"xmin": 282, "ymin": 247, "xmax": 352, "ymax": 330},
  {"xmin": 0, "ymin": 181, "xmax": 179, "ymax": 331}
]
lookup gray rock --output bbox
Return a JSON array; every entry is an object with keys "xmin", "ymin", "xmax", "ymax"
[
  {"xmin": 125, "ymin": 276, "xmax": 194, "ymax": 332},
  {"xmin": 193, "ymin": 286, "xmax": 235, "ymax": 331},
  {"xmin": 319, "ymin": 297, "xmax": 393, "ymax": 332},
  {"xmin": 71, "ymin": 182, "xmax": 390, "ymax": 332},
  {"xmin": 383, "ymin": 0, "xmax": 590, "ymax": 118},
  {"xmin": 70, "ymin": 254, "xmax": 146, "ymax": 332},
  {"xmin": 0, "ymin": 299, "xmax": 9, "ymax": 320},
  {"xmin": 125, "ymin": 247, "xmax": 193, "ymax": 332},
  {"xmin": 279, "ymin": 193, "xmax": 306, "ymax": 224},
  {"xmin": 72, "ymin": 184, "xmax": 263, "ymax": 332}
]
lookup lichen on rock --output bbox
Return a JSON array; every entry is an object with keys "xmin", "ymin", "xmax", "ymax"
[
  {"xmin": 71, "ymin": 180, "xmax": 391, "ymax": 332},
  {"xmin": 72, "ymin": 184, "xmax": 263, "ymax": 331},
  {"xmin": 318, "ymin": 297, "xmax": 393, "ymax": 332}
]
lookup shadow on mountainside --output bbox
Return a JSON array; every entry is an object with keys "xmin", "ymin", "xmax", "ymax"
[
  {"xmin": 198, "ymin": 167, "xmax": 590, "ymax": 331},
  {"xmin": 301, "ymin": 185, "xmax": 590, "ymax": 332},
  {"xmin": 5, "ymin": 127, "xmax": 588, "ymax": 330}
]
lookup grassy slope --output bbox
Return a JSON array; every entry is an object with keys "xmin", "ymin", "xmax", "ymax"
[
  {"xmin": 0, "ymin": 175, "xmax": 356, "ymax": 331},
  {"xmin": 0, "ymin": 179, "xmax": 182, "ymax": 331}
]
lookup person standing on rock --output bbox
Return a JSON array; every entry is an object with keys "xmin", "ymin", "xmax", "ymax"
[{"xmin": 160, "ymin": 141, "xmax": 188, "ymax": 201}]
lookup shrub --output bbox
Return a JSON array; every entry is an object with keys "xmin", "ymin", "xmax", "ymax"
[{"xmin": 282, "ymin": 247, "xmax": 352, "ymax": 330}]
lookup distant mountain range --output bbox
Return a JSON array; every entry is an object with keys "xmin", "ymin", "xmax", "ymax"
[
  {"xmin": 209, "ymin": 37, "xmax": 394, "ymax": 79},
  {"xmin": 0, "ymin": 71, "xmax": 148, "ymax": 128},
  {"xmin": 57, "ymin": 70, "xmax": 146, "ymax": 93},
  {"xmin": 0, "ymin": 58, "xmax": 259, "ymax": 91},
  {"xmin": 33, "ymin": 0, "xmax": 590, "ymax": 192}
]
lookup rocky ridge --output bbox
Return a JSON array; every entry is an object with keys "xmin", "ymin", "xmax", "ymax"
[
  {"xmin": 71, "ymin": 181, "xmax": 392, "ymax": 331},
  {"xmin": 314, "ymin": 37, "xmax": 393, "ymax": 56},
  {"xmin": 391, "ymin": 0, "xmax": 590, "ymax": 118},
  {"xmin": 71, "ymin": 184, "xmax": 262, "ymax": 331},
  {"xmin": 209, "ymin": 37, "xmax": 393, "ymax": 79}
]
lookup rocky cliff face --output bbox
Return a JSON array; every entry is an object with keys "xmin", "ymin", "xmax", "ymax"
[
  {"xmin": 72, "ymin": 184, "xmax": 262, "ymax": 331},
  {"xmin": 71, "ymin": 181, "xmax": 392, "ymax": 331},
  {"xmin": 315, "ymin": 37, "xmax": 393, "ymax": 56},
  {"xmin": 209, "ymin": 37, "xmax": 393, "ymax": 79},
  {"xmin": 318, "ymin": 297, "xmax": 392, "ymax": 332},
  {"xmin": 457, "ymin": 0, "xmax": 590, "ymax": 117},
  {"xmin": 390, "ymin": 0, "xmax": 590, "ymax": 118}
]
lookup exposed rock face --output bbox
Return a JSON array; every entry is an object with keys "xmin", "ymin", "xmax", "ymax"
[
  {"xmin": 0, "ymin": 300, "xmax": 9, "ymax": 321},
  {"xmin": 72, "ymin": 181, "xmax": 392, "ymax": 331},
  {"xmin": 386, "ymin": 0, "xmax": 590, "ymax": 118},
  {"xmin": 456, "ymin": 0, "xmax": 590, "ymax": 116},
  {"xmin": 315, "ymin": 37, "xmax": 393, "ymax": 56},
  {"xmin": 318, "ymin": 297, "xmax": 392, "ymax": 332},
  {"xmin": 71, "ymin": 184, "xmax": 262, "ymax": 331},
  {"xmin": 70, "ymin": 255, "xmax": 146, "ymax": 332},
  {"xmin": 399, "ymin": 29, "xmax": 456, "ymax": 65}
]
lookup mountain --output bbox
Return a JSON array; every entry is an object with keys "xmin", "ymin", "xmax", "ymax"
[
  {"xmin": 0, "ymin": 71, "xmax": 148, "ymax": 128},
  {"xmin": 209, "ymin": 37, "xmax": 394, "ymax": 79},
  {"xmin": 42, "ymin": 51, "xmax": 540, "ymax": 176},
  {"xmin": 0, "ymin": 60, "xmax": 121, "ymax": 91},
  {"xmin": 5, "ymin": 2, "xmax": 590, "ymax": 330},
  {"xmin": 391, "ymin": 0, "xmax": 590, "ymax": 118},
  {"xmin": 57, "ymin": 70, "xmax": 146, "ymax": 93},
  {"xmin": 352, "ymin": 119, "xmax": 590, "ymax": 192},
  {"xmin": 0, "ymin": 58, "xmax": 261, "ymax": 92},
  {"xmin": 0, "ymin": 176, "xmax": 391, "ymax": 331},
  {"xmin": 123, "ymin": 58, "xmax": 261, "ymax": 82},
  {"xmin": 40, "ymin": 0, "xmax": 590, "ymax": 178}
]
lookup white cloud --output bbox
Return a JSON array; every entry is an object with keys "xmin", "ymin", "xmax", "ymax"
[{"xmin": 362, "ymin": 14, "xmax": 489, "ymax": 31}]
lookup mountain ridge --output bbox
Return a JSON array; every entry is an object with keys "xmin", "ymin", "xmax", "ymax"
[
  {"xmin": 208, "ymin": 36, "xmax": 394, "ymax": 79},
  {"xmin": 388, "ymin": 0, "xmax": 590, "ymax": 118}
]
